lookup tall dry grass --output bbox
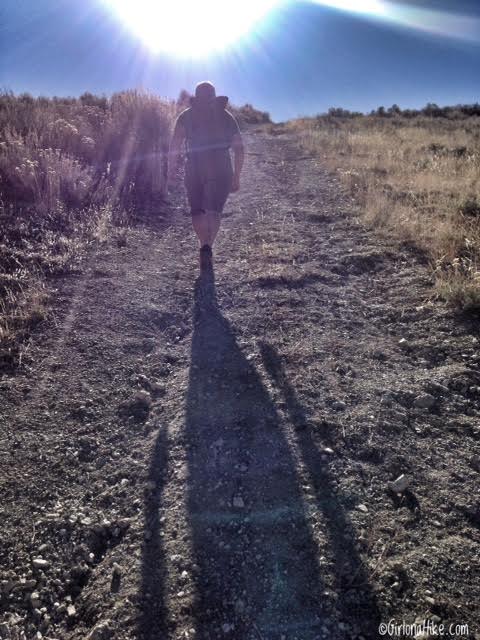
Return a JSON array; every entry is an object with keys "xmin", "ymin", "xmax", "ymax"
[
  {"xmin": 0, "ymin": 90, "xmax": 176, "ymax": 210},
  {"xmin": 289, "ymin": 114, "xmax": 480, "ymax": 310},
  {"xmin": 0, "ymin": 90, "xmax": 176, "ymax": 369}
]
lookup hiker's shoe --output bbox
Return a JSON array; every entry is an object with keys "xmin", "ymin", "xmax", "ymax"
[{"xmin": 199, "ymin": 244, "xmax": 213, "ymax": 272}]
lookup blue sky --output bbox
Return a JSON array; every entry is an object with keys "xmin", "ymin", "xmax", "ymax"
[{"xmin": 1, "ymin": 0, "xmax": 479, "ymax": 121}]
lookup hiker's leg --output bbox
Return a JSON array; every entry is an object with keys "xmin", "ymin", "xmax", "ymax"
[
  {"xmin": 192, "ymin": 210, "xmax": 210, "ymax": 246},
  {"xmin": 191, "ymin": 210, "xmax": 220, "ymax": 247},
  {"xmin": 189, "ymin": 174, "xmax": 230, "ymax": 249},
  {"xmin": 186, "ymin": 165, "xmax": 211, "ymax": 246},
  {"xmin": 205, "ymin": 210, "xmax": 221, "ymax": 246},
  {"xmin": 201, "ymin": 176, "xmax": 230, "ymax": 247}
]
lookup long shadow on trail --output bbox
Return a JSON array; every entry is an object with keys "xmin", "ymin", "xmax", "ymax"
[
  {"xmin": 139, "ymin": 421, "xmax": 170, "ymax": 638},
  {"xmin": 140, "ymin": 272, "xmax": 380, "ymax": 639},
  {"xmin": 184, "ymin": 274, "xmax": 327, "ymax": 639},
  {"xmin": 259, "ymin": 341, "xmax": 381, "ymax": 636}
]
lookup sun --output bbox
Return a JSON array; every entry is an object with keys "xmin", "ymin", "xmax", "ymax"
[{"xmin": 104, "ymin": 0, "xmax": 279, "ymax": 56}]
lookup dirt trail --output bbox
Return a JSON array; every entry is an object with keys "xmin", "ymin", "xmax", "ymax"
[{"xmin": 1, "ymin": 128, "xmax": 479, "ymax": 640}]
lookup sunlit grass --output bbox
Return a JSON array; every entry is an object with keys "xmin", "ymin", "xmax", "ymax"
[{"xmin": 289, "ymin": 113, "xmax": 480, "ymax": 310}]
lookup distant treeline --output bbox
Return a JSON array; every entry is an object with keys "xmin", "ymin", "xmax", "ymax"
[{"xmin": 322, "ymin": 103, "xmax": 480, "ymax": 119}]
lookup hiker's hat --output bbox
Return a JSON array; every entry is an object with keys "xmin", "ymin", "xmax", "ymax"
[
  {"xmin": 190, "ymin": 81, "xmax": 228, "ymax": 109},
  {"xmin": 195, "ymin": 81, "xmax": 216, "ymax": 102}
]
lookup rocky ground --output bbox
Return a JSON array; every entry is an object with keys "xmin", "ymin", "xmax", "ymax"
[{"xmin": 0, "ymin": 126, "xmax": 479, "ymax": 640}]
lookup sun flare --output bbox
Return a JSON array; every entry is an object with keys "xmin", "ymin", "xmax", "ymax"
[{"xmin": 104, "ymin": 0, "xmax": 279, "ymax": 56}]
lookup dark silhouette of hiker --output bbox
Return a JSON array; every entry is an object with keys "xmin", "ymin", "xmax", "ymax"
[{"xmin": 167, "ymin": 81, "xmax": 245, "ymax": 271}]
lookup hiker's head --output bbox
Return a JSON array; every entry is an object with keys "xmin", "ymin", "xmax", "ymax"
[{"xmin": 195, "ymin": 81, "xmax": 216, "ymax": 104}]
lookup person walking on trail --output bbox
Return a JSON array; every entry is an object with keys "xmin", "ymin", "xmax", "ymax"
[{"xmin": 167, "ymin": 81, "xmax": 245, "ymax": 272}]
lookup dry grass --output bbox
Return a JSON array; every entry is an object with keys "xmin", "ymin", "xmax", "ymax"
[
  {"xmin": 0, "ymin": 90, "xmax": 176, "ymax": 209},
  {"xmin": 289, "ymin": 114, "xmax": 480, "ymax": 310},
  {"xmin": 0, "ymin": 90, "xmax": 176, "ymax": 368}
]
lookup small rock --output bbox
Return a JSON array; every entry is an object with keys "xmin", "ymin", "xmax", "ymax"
[
  {"xmin": 232, "ymin": 495, "xmax": 244, "ymax": 508},
  {"xmin": 425, "ymin": 596, "xmax": 436, "ymax": 606},
  {"xmin": 11, "ymin": 578, "xmax": 37, "ymax": 593},
  {"xmin": 332, "ymin": 400, "xmax": 346, "ymax": 411},
  {"xmin": 469, "ymin": 455, "xmax": 480, "ymax": 473},
  {"xmin": 235, "ymin": 599, "xmax": 245, "ymax": 614},
  {"xmin": 88, "ymin": 621, "xmax": 113, "ymax": 640},
  {"xmin": 149, "ymin": 381, "xmax": 165, "ymax": 395},
  {"xmin": 120, "ymin": 391, "xmax": 152, "ymax": 422},
  {"xmin": 67, "ymin": 604, "xmax": 76, "ymax": 618},
  {"xmin": 428, "ymin": 382, "xmax": 449, "ymax": 395},
  {"xmin": 110, "ymin": 563, "xmax": 121, "ymax": 593},
  {"xmin": 356, "ymin": 504, "xmax": 368, "ymax": 513},
  {"xmin": 380, "ymin": 393, "xmax": 394, "ymax": 406},
  {"xmin": 30, "ymin": 591, "xmax": 41, "ymax": 608},
  {"xmin": 32, "ymin": 558, "xmax": 50, "ymax": 570},
  {"xmin": 414, "ymin": 394, "xmax": 435, "ymax": 410},
  {"xmin": 388, "ymin": 474, "xmax": 410, "ymax": 493},
  {"xmin": 398, "ymin": 338, "xmax": 410, "ymax": 350}
]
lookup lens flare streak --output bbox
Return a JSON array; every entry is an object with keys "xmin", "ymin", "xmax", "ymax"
[{"xmin": 310, "ymin": 0, "xmax": 480, "ymax": 44}]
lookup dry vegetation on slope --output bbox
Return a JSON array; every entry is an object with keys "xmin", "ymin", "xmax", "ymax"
[
  {"xmin": 0, "ymin": 91, "xmax": 269, "ymax": 371},
  {"xmin": 289, "ymin": 109, "xmax": 480, "ymax": 310},
  {"xmin": 0, "ymin": 90, "xmax": 174, "ymax": 370}
]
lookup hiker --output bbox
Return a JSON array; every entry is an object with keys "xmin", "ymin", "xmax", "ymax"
[{"xmin": 167, "ymin": 81, "xmax": 244, "ymax": 271}]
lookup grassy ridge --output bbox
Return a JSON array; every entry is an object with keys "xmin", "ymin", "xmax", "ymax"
[{"xmin": 289, "ymin": 112, "xmax": 480, "ymax": 310}]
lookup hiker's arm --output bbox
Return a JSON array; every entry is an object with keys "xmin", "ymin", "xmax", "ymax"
[
  {"xmin": 231, "ymin": 132, "xmax": 244, "ymax": 193},
  {"xmin": 166, "ymin": 119, "xmax": 186, "ymax": 189}
]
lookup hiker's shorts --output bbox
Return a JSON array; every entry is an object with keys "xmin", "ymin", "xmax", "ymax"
[{"xmin": 185, "ymin": 161, "xmax": 233, "ymax": 216}]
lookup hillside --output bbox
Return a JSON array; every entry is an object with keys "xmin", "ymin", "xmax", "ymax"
[{"xmin": 0, "ymin": 125, "xmax": 479, "ymax": 640}]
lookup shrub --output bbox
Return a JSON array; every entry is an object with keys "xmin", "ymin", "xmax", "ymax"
[
  {"xmin": 0, "ymin": 90, "xmax": 177, "ymax": 212},
  {"xmin": 234, "ymin": 103, "xmax": 271, "ymax": 126},
  {"xmin": 0, "ymin": 130, "xmax": 110, "ymax": 213},
  {"xmin": 100, "ymin": 90, "xmax": 174, "ymax": 203}
]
